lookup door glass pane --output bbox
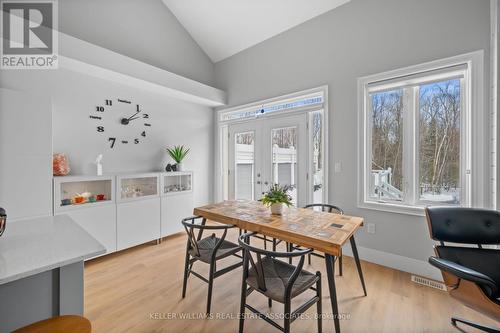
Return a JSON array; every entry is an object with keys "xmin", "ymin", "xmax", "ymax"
[
  {"xmin": 418, "ymin": 79, "xmax": 461, "ymax": 204},
  {"xmin": 271, "ymin": 127, "xmax": 297, "ymax": 206},
  {"xmin": 235, "ymin": 132, "xmax": 254, "ymax": 200},
  {"xmin": 370, "ymin": 89, "xmax": 404, "ymax": 202},
  {"xmin": 312, "ymin": 111, "xmax": 323, "ymax": 203}
]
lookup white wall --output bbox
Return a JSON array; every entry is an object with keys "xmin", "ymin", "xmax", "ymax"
[
  {"xmin": 214, "ymin": 0, "xmax": 492, "ymax": 276},
  {"xmin": 0, "ymin": 69, "xmax": 214, "ymax": 207},
  {"xmin": 0, "ymin": 89, "xmax": 53, "ymax": 220},
  {"xmin": 58, "ymin": 0, "xmax": 215, "ymax": 86}
]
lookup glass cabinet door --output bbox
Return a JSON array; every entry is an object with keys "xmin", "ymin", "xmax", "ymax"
[
  {"xmin": 162, "ymin": 172, "xmax": 193, "ymax": 195},
  {"xmin": 118, "ymin": 174, "xmax": 159, "ymax": 201}
]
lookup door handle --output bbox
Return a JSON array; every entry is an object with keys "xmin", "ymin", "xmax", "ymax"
[
  {"xmin": 256, "ymin": 181, "xmax": 261, "ymax": 184},
  {"xmin": 264, "ymin": 181, "xmax": 269, "ymax": 185}
]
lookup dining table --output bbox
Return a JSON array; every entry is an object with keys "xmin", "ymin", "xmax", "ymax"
[{"xmin": 193, "ymin": 200, "xmax": 367, "ymax": 333}]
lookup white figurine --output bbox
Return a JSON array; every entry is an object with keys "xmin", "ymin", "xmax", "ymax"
[{"xmin": 95, "ymin": 154, "xmax": 103, "ymax": 176}]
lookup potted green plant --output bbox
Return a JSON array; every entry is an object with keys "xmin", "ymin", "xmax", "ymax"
[
  {"xmin": 261, "ymin": 184, "xmax": 293, "ymax": 215},
  {"xmin": 166, "ymin": 145, "xmax": 190, "ymax": 171}
]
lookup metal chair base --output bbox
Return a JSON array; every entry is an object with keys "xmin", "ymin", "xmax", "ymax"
[{"xmin": 451, "ymin": 317, "xmax": 500, "ymax": 333}]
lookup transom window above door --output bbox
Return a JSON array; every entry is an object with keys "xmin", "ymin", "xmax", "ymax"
[{"xmin": 219, "ymin": 92, "xmax": 324, "ymax": 122}]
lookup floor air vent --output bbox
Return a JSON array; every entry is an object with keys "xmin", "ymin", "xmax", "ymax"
[{"xmin": 411, "ymin": 275, "xmax": 447, "ymax": 291}]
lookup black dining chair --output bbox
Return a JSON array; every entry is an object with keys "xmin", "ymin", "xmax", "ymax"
[
  {"xmin": 181, "ymin": 216, "xmax": 243, "ymax": 314},
  {"xmin": 238, "ymin": 231, "xmax": 322, "ymax": 333},
  {"xmin": 426, "ymin": 207, "xmax": 500, "ymax": 333}
]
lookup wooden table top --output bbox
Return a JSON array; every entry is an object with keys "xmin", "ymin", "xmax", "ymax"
[{"xmin": 193, "ymin": 200, "xmax": 364, "ymax": 256}]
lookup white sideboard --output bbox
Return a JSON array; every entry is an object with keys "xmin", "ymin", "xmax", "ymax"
[{"xmin": 53, "ymin": 171, "xmax": 193, "ymax": 256}]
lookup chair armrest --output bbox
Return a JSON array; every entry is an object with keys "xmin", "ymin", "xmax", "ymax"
[{"xmin": 429, "ymin": 256, "xmax": 498, "ymax": 293}]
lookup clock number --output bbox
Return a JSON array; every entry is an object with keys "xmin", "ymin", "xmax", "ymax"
[
  {"xmin": 136, "ymin": 104, "xmax": 141, "ymax": 112},
  {"xmin": 143, "ymin": 113, "xmax": 149, "ymax": 119},
  {"xmin": 134, "ymin": 138, "xmax": 139, "ymax": 144},
  {"xmin": 96, "ymin": 106, "xmax": 105, "ymax": 112},
  {"xmin": 121, "ymin": 140, "xmax": 128, "ymax": 144},
  {"xmin": 97, "ymin": 126, "xmax": 104, "ymax": 132},
  {"xmin": 144, "ymin": 123, "xmax": 151, "ymax": 127},
  {"xmin": 141, "ymin": 131, "xmax": 146, "ymax": 137},
  {"xmin": 105, "ymin": 99, "xmax": 112, "ymax": 106},
  {"xmin": 108, "ymin": 137, "xmax": 116, "ymax": 148}
]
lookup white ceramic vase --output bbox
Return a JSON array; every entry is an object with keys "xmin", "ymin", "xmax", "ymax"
[
  {"xmin": 270, "ymin": 203, "xmax": 283, "ymax": 215},
  {"xmin": 176, "ymin": 163, "xmax": 183, "ymax": 171}
]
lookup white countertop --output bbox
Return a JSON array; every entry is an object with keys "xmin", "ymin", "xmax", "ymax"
[{"xmin": 0, "ymin": 215, "xmax": 106, "ymax": 285}]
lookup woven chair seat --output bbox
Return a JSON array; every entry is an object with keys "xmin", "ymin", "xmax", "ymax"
[
  {"xmin": 189, "ymin": 235, "xmax": 240, "ymax": 263},
  {"xmin": 247, "ymin": 256, "xmax": 318, "ymax": 303}
]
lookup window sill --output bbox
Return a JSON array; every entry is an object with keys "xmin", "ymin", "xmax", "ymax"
[{"xmin": 358, "ymin": 200, "xmax": 426, "ymax": 217}]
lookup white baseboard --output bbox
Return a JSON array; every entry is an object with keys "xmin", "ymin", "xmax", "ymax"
[{"xmin": 342, "ymin": 245, "xmax": 443, "ymax": 282}]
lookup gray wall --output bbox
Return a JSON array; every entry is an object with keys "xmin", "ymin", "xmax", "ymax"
[
  {"xmin": 214, "ymin": 0, "xmax": 491, "ymax": 263},
  {"xmin": 59, "ymin": 0, "xmax": 215, "ymax": 86}
]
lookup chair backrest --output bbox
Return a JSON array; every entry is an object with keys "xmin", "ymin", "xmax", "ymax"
[
  {"xmin": 182, "ymin": 216, "xmax": 235, "ymax": 258},
  {"xmin": 425, "ymin": 207, "xmax": 500, "ymax": 245},
  {"xmin": 238, "ymin": 232, "xmax": 312, "ymax": 294},
  {"xmin": 425, "ymin": 207, "xmax": 500, "ymax": 321},
  {"xmin": 304, "ymin": 203, "xmax": 344, "ymax": 215}
]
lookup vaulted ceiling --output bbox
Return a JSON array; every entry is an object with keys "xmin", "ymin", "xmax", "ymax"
[{"xmin": 162, "ymin": 0, "xmax": 351, "ymax": 63}]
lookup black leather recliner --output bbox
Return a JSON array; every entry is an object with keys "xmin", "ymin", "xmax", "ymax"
[{"xmin": 426, "ymin": 207, "xmax": 500, "ymax": 333}]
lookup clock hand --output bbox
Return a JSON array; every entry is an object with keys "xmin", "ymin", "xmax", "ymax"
[
  {"xmin": 128, "ymin": 116, "xmax": 140, "ymax": 121},
  {"xmin": 127, "ymin": 111, "xmax": 140, "ymax": 120}
]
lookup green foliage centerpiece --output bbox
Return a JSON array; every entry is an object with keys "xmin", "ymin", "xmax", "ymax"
[
  {"xmin": 261, "ymin": 184, "xmax": 293, "ymax": 215},
  {"xmin": 166, "ymin": 145, "xmax": 190, "ymax": 171}
]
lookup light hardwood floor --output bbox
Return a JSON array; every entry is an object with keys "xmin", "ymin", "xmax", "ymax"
[{"xmin": 84, "ymin": 231, "xmax": 499, "ymax": 333}]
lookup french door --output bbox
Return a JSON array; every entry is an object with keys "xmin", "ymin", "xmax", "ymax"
[{"xmin": 228, "ymin": 113, "xmax": 308, "ymax": 207}]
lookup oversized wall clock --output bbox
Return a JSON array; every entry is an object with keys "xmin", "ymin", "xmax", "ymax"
[{"xmin": 90, "ymin": 98, "xmax": 152, "ymax": 148}]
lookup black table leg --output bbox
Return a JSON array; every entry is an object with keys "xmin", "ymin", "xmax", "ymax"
[
  {"xmin": 349, "ymin": 236, "xmax": 367, "ymax": 296},
  {"xmin": 325, "ymin": 254, "xmax": 341, "ymax": 333}
]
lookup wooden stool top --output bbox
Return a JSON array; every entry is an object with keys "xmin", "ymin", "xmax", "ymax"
[{"xmin": 13, "ymin": 315, "xmax": 91, "ymax": 333}]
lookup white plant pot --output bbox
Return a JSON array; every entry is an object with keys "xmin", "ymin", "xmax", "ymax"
[
  {"xmin": 270, "ymin": 203, "xmax": 283, "ymax": 215},
  {"xmin": 176, "ymin": 163, "xmax": 182, "ymax": 171}
]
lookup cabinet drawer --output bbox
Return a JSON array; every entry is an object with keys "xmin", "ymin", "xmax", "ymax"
[
  {"xmin": 57, "ymin": 204, "xmax": 116, "ymax": 255},
  {"xmin": 117, "ymin": 198, "xmax": 161, "ymax": 250},
  {"xmin": 161, "ymin": 193, "xmax": 193, "ymax": 237}
]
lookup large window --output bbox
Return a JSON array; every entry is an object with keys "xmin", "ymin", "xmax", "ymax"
[
  {"xmin": 368, "ymin": 79, "xmax": 462, "ymax": 204},
  {"xmin": 358, "ymin": 53, "xmax": 486, "ymax": 213}
]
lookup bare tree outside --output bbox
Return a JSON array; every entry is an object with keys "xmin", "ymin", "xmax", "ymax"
[
  {"xmin": 370, "ymin": 89, "xmax": 404, "ymax": 201},
  {"xmin": 236, "ymin": 132, "xmax": 254, "ymax": 145},
  {"xmin": 272, "ymin": 128, "xmax": 297, "ymax": 148},
  {"xmin": 419, "ymin": 79, "xmax": 460, "ymax": 203},
  {"xmin": 312, "ymin": 112, "xmax": 322, "ymax": 170},
  {"xmin": 312, "ymin": 111, "xmax": 323, "ymax": 203}
]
